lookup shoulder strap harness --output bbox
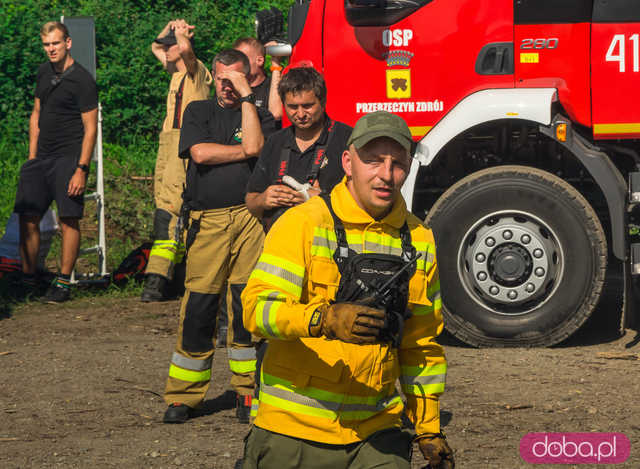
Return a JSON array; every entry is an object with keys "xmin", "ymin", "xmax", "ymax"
[
  {"xmin": 277, "ymin": 119, "xmax": 336, "ymax": 185},
  {"xmin": 319, "ymin": 193, "xmax": 415, "ymax": 273}
]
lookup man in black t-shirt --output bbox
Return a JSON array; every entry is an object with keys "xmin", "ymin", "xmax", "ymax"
[
  {"xmin": 162, "ymin": 49, "xmax": 276, "ymax": 426},
  {"xmin": 233, "ymin": 37, "xmax": 282, "ymax": 122},
  {"xmin": 246, "ymin": 67, "xmax": 352, "ymax": 231},
  {"xmin": 14, "ymin": 21, "xmax": 98, "ymax": 303}
]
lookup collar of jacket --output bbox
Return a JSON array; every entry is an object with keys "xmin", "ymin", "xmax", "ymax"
[{"xmin": 329, "ymin": 177, "xmax": 408, "ymax": 229}]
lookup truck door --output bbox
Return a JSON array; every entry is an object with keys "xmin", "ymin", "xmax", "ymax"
[
  {"xmin": 322, "ymin": 0, "xmax": 513, "ymax": 139},
  {"xmin": 591, "ymin": 0, "xmax": 640, "ymax": 139}
]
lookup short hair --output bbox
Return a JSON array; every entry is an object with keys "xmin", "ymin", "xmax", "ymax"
[
  {"xmin": 232, "ymin": 37, "xmax": 266, "ymax": 58},
  {"xmin": 212, "ymin": 49, "xmax": 250, "ymax": 76},
  {"xmin": 278, "ymin": 67, "xmax": 327, "ymax": 106},
  {"xmin": 41, "ymin": 21, "xmax": 69, "ymax": 40}
]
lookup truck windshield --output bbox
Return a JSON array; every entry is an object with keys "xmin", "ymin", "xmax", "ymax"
[{"xmin": 345, "ymin": 0, "xmax": 432, "ymax": 26}]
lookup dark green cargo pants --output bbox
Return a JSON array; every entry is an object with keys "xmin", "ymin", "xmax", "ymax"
[{"xmin": 241, "ymin": 426, "xmax": 413, "ymax": 469}]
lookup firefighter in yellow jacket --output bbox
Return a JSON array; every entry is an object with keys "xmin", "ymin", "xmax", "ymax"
[{"xmin": 241, "ymin": 111, "xmax": 454, "ymax": 469}]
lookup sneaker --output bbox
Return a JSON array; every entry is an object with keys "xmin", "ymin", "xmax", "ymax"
[
  {"xmin": 163, "ymin": 403, "xmax": 191, "ymax": 423},
  {"xmin": 41, "ymin": 284, "xmax": 71, "ymax": 304},
  {"xmin": 236, "ymin": 395, "xmax": 252, "ymax": 424},
  {"xmin": 141, "ymin": 274, "xmax": 168, "ymax": 302}
]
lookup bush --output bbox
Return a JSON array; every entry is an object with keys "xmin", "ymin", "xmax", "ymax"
[
  {"xmin": 0, "ymin": 0, "xmax": 294, "ymax": 275},
  {"xmin": 0, "ymin": 0, "xmax": 293, "ymax": 148}
]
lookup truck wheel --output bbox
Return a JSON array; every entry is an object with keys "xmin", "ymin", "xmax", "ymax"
[{"xmin": 425, "ymin": 165, "xmax": 607, "ymax": 347}]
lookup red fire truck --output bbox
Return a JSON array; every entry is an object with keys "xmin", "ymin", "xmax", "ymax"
[{"xmin": 258, "ymin": 0, "xmax": 640, "ymax": 346}]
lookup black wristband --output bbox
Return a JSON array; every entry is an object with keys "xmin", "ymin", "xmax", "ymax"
[
  {"xmin": 238, "ymin": 93, "xmax": 256, "ymax": 105},
  {"xmin": 77, "ymin": 163, "xmax": 90, "ymax": 173}
]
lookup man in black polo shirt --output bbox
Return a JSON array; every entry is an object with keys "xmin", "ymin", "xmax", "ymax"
[
  {"xmin": 246, "ymin": 67, "xmax": 352, "ymax": 231},
  {"xmin": 14, "ymin": 21, "xmax": 98, "ymax": 303},
  {"xmin": 162, "ymin": 49, "xmax": 275, "ymax": 425}
]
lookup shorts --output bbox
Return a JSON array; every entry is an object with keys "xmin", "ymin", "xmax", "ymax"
[{"xmin": 14, "ymin": 156, "xmax": 84, "ymax": 219}]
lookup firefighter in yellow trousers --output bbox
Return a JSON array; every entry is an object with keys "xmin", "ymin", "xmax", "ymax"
[
  {"xmin": 241, "ymin": 112, "xmax": 454, "ymax": 469},
  {"xmin": 162, "ymin": 49, "xmax": 276, "ymax": 425},
  {"xmin": 142, "ymin": 19, "xmax": 212, "ymax": 302}
]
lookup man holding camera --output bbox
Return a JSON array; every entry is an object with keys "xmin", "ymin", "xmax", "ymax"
[
  {"xmin": 14, "ymin": 21, "xmax": 97, "ymax": 302},
  {"xmin": 162, "ymin": 49, "xmax": 275, "ymax": 425},
  {"xmin": 141, "ymin": 19, "xmax": 212, "ymax": 302},
  {"xmin": 241, "ymin": 112, "xmax": 454, "ymax": 469}
]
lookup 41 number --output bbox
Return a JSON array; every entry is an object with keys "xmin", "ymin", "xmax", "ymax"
[{"xmin": 606, "ymin": 34, "xmax": 640, "ymax": 72}]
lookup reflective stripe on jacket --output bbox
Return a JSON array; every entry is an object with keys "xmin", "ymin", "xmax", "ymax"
[{"xmin": 241, "ymin": 179, "xmax": 446, "ymax": 444}]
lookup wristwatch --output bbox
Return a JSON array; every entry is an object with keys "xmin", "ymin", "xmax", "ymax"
[
  {"xmin": 238, "ymin": 93, "xmax": 256, "ymax": 105},
  {"xmin": 77, "ymin": 163, "xmax": 90, "ymax": 173}
]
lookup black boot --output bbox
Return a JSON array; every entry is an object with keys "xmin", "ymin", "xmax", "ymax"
[
  {"xmin": 236, "ymin": 394, "xmax": 252, "ymax": 424},
  {"xmin": 163, "ymin": 403, "xmax": 191, "ymax": 423},
  {"xmin": 141, "ymin": 274, "xmax": 168, "ymax": 302}
]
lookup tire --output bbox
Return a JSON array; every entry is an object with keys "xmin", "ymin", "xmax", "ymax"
[{"xmin": 425, "ymin": 165, "xmax": 607, "ymax": 347}]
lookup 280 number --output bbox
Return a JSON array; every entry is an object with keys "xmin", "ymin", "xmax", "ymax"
[{"xmin": 520, "ymin": 38, "xmax": 559, "ymax": 49}]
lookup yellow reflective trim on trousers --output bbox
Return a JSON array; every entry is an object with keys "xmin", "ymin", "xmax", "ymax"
[
  {"xmin": 255, "ymin": 290, "xmax": 284, "ymax": 338},
  {"xmin": 150, "ymin": 240, "xmax": 180, "ymax": 262},
  {"xmin": 250, "ymin": 398, "xmax": 259, "ymax": 417},
  {"xmin": 169, "ymin": 364, "xmax": 211, "ymax": 383},
  {"xmin": 229, "ymin": 359, "xmax": 257, "ymax": 374}
]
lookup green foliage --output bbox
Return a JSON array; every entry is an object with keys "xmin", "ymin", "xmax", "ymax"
[
  {"xmin": 0, "ymin": 138, "xmax": 27, "ymax": 231},
  {"xmin": 100, "ymin": 148, "xmax": 155, "ymax": 239},
  {"xmin": 0, "ymin": 0, "xmax": 294, "ymax": 147},
  {"xmin": 0, "ymin": 0, "xmax": 294, "ymax": 297}
]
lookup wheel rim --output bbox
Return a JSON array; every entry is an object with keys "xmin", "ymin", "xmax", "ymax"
[{"xmin": 457, "ymin": 210, "xmax": 564, "ymax": 315}]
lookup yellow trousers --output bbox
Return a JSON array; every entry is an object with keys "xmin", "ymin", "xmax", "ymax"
[{"xmin": 164, "ymin": 205, "xmax": 264, "ymax": 407}]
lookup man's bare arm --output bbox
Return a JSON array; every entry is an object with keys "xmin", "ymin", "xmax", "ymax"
[
  {"xmin": 217, "ymin": 69, "xmax": 265, "ymax": 158},
  {"xmin": 174, "ymin": 19, "xmax": 198, "ymax": 78},
  {"xmin": 189, "ymin": 142, "xmax": 246, "ymax": 165},
  {"xmin": 28, "ymin": 98, "xmax": 41, "ymax": 160},
  {"xmin": 240, "ymin": 100, "xmax": 264, "ymax": 158},
  {"xmin": 245, "ymin": 192, "xmax": 265, "ymax": 219},
  {"xmin": 264, "ymin": 42, "xmax": 285, "ymax": 121},
  {"xmin": 267, "ymin": 68, "xmax": 283, "ymax": 121},
  {"xmin": 78, "ymin": 108, "xmax": 98, "ymax": 166},
  {"xmin": 67, "ymin": 108, "xmax": 98, "ymax": 197}
]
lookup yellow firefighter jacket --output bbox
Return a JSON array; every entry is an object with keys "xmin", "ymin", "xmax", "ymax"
[{"xmin": 241, "ymin": 179, "xmax": 446, "ymax": 445}]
